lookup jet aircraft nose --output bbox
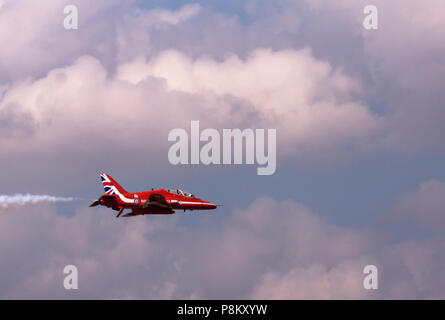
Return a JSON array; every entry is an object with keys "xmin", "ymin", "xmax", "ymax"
[{"xmin": 208, "ymin": 202, "xmax": 217, "ymax": 209}]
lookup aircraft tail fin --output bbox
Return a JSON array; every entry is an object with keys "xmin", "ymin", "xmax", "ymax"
[{"xmin": 99, "ymin": 173, "xmax": 128, "ymax": 195}]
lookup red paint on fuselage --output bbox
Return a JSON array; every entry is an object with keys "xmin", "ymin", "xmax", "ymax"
[
  {"xmin": 100, "ymin": 189, "xmax": 217, "ymax": 210},
  {"xmin": 93, "ymin": 174, "xmax": 217, "ymax": 216}
]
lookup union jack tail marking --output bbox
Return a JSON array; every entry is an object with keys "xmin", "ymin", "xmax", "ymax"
[{"xmin": 100, "ymin": 173, "xmax": 128, "ymax": 195}]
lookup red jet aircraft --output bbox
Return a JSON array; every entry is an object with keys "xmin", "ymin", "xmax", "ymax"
[{"xmin": 89, "ymin": 173, "xmax": 217, "ymax": 217}]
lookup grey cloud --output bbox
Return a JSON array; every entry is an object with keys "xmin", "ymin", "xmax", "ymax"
[
  {"xmin": 0, "ymin": 103, "xmax": 36, "ymax": 138},
  {"xmin": 388, "ymin": 180, "xmax": 445, "ymax": 231},
  {"xmin": 1, "ymin": 195, "xmax": 444, "ymax": 299}
]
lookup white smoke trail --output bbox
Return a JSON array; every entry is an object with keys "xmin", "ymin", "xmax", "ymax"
[{"xmin": 0, "ymin": 194, "xmax": 78, "ymax": 210}]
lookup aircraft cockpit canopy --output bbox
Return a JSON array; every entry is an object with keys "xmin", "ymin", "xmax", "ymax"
[{"xmin": 168, "ymin": 189, "xmax": 195, "ymax": 198}]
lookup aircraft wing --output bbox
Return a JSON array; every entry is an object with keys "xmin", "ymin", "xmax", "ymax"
[
  {"xmin": 142, "ymin": 193, "xmax": 171, "ymax": 209},
  {"xmin": 121, "ymin": 211, "xmax": 142, "ymax": 217}
]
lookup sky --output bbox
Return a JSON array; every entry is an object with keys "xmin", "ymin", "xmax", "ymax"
[{"xmin": 0, "ymin": 0, "xmax": 445, "ymax": 299}]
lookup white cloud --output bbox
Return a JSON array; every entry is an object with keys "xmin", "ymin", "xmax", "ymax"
[
  {"xmin": 307, "ymin": 0, "xmax": 445, "ymax": 153},
  {"xmin": 0, "ymin": 44, "xmax": 385, "ymax": 190},
  {"xmin": 1, "ymin": 0, "xmax": 443, "ymax": 166},
  {"xmin": 1, "ymin": 195, "xmax": 444, "ymax": 299},
  {"xmin": 118, "ymin": 48, "xmax": 382, "ymax": 158},
  {"xmin": 251, "ymin": 262, "xmax": 368, "ymax": 299},
  {"xmin": 0, "ymin": 1, "xmax": 201, "ymax": 83}
]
